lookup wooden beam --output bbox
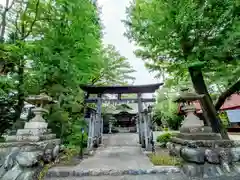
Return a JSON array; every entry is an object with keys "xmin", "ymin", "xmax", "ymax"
[{"xmin": 85, "ymin": 98, "xmax": 156, "ymax": 103}]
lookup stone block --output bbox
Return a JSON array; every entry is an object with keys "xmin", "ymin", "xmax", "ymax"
[
  {"xmin": 5, "ymin": 135, "xmax": 41, "ymax": 142},
  {"xmin": 177, "ymin": 133, "xmax": 221, "ymax": 140},
  {"xmin": 5, "ymin": 134, "xmax": 56, "ymax": 142},
  {"xmin": 205, "ymin": 149, "xmax": 220, "ymax": 164},
  {"xmin": 180, "ymin": 126, "xmax": 212, "ymax": 133},
  {"xmin": 180, "ymin": 147, "xmax": 205, "ymax": 164},
  {"xmin": 231, "ymin": 147, "xmax": 240, "ymax": 162},
  {"xmin": 17, "ymin": 128, "xmax": 47, "ymax": 136},
  {"xmin": 172, "ymin": 137, "xmax": 236, "ymax": 148},
  {"xmin": 24, "ymin": 122, "xmax": 48, "ymax": 129}
]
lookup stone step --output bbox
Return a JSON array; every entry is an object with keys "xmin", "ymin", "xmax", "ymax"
[
  {"xmin": 45, "ymin": 173, "xmax": 186, "ymax": 180},
  {"xmin": 5, "ymin": 133, "xmax": 56, "ymax": 142},
  {"xmin": 177, "ymin": 133, "xmax": 221, "ymax": 140},
  {"xmin": 44, "ymin": 174, "xmax": 240, "ymax": 180},
  {"xmin": 46, "ymin": 167, "xmax": 181, "ymax": 178}
]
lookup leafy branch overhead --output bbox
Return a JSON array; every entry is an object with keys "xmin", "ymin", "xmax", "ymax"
[{"xmin": 124, "ymin": 0, "xmax": 239, "ymax": 107}]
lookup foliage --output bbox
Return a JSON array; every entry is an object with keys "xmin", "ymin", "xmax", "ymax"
[
  {"xmin": 154, "ymin": 88, "xmax": 183, "ymax": 130},
  {"xmin": 218, "ymin": 112, "xmax": 230, "ymax": 129},
  {"xmin": 0, "ymin": 96, "xmax": 17, "ymax": 136},
  {"xmin": 124, "ymin": 0, "xmax": 239, "ymax": 90},
  {"xmin": 156, "ymin": 132, "xmax": 173, "ymax": 147},
  {"xmin": 148, "ymin": 153, "xmax": 181, "ymax": 166},
  {"xmin": 66, "ymin": 119, "xmax": 88, "ymax": 148},
  {"xmin": 124, "ymin": 0, "xmax": 239, "ymax": 137},
  {"xmin": 0, "ymin": 0, "xmax": 135, "ymax": 147},
  {"xmin": 91, "ymin": 44, "xmax": 136, "ymax": 85}
]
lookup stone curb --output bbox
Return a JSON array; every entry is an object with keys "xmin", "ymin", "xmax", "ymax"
[{"xmin": 46, "ymin": 167, "xmax": 181, "ymax": 177}]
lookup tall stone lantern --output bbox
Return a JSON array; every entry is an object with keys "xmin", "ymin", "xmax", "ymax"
[{"xmin": 167, "ymin": 88, "xmax": 240, "ymax": 178}]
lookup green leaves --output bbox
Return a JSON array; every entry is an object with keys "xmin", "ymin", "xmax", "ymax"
[
  {"xmin": 125, "ymin": 0, "xmax": 240, "ymax": 93},
  {"xmin": 91, "ymin": 44, "xmax": 136, "ymax": 85}
]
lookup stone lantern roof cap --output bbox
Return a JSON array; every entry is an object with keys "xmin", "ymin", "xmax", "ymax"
[
  {"xmin": 26, "ymin": 93, "xmax": 52, "ymax": 105},
  {"xmin": 173, "ymin": 88, "xmax": 204, "ymax": 102}
]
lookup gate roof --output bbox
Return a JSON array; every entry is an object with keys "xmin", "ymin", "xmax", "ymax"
[{"xmin": 80, "ymin": 83, "xmax": 163, "ymax": 94}]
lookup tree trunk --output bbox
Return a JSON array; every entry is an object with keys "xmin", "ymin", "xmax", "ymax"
[
  {"xmin": 0, "ymin": 0, "xmax": 9, "ymax": 40},
  {"xmin": 215, "ymin": 80, "xmax": 240, "ymax": 111},
  {"xmin": 15, "ymin": 59, "xmax": 25, "ymax": 121},
  {"xmin": 188, "ymin": 66, "xmax": 229, "ymax": 139}
]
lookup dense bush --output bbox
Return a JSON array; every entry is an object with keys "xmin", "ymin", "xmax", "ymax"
[{"xmin": 156, "ymin": 132, "xmax": 173, "ymax": 147}]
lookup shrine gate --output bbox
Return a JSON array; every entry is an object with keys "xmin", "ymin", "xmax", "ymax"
[{"xmin": 80, "ymin": 83, "xmax": 163, "ymax": 151}]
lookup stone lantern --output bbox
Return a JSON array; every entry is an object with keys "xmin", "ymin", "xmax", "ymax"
[
  {"xmin": 174, "ymin": 88, "xmax": 209, "ymax": 133},
  {"xmin": 0, "ymin": 94, "xmax": 60, "ymax": 180},
  {"xmin": 24, "ymin": 93, "xmax": 52, "ymax": 129},
  {"xmin": 167, "ymin": 88, "xmax": 240, "ymax": 178}
]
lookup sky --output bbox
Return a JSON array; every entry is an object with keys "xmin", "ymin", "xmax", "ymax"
[
  {"xmin": 97, "ymin": 0, "xmax": 159, "ymax": 85},
  {"xmin": 0, "ymin": 0, "xmax": 159, "ymax": 86}
]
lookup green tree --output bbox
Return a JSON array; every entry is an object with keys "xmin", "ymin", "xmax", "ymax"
[
  {"xmin": 154, "ymin": 88, "xmax": 183, "ymax": 130},
  {"xmin": 124, "ymin": 0, "xmax": 239, "ymax": 138},
  {"xmin": 91, "ymin": 44, "xmax": 136, "ymax": 85}
]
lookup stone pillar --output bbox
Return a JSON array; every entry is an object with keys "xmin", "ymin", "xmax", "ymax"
[
  {"xmin": 93, "ymin": 113, "xmax": 97, "ymax": 147},
  {"xmin": 87, "ymin": 113, "xmax": 95, "ymax": 150},
  {"xmin": 96, "ymin": 94, "xmax": 102, "ymax": 144},
  {"xmin": 136, "ymin": 117, "xmax": 139, "ymax": 133},
  {"xmin": 137, "ymin": 93, "xmax": 143, "ymax": 144},
  {"xmin": 87, "ymin": 115, "xmax": 92, "ymax": 150},
  {"xmin": 109, "ymin": 120, "xmax": 112, "ymax": 134},
  {"xmin": 143, "ymin": 111, "xmax": 149, "ymax": 150}
]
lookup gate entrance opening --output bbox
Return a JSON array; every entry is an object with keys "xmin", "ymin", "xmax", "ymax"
[{"xmin": 80, "ymin": 83, "xmax": 163, "ymax": 150}]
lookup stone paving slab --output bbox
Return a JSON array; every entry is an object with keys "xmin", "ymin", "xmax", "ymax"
[
  {"xmin": 46, "ymin": 133, "xmax": 240, "ymax": 180},
  {"xmin": 45, "ymin": 173, "xmax": 186, "ymax": 180},
  {"xmin": 45, "ymin": 173, "xmax": 240, "ymax": 180},
  {"xmin": 49, "ymin": 133, "xmax": 153, "ymax": 173}
]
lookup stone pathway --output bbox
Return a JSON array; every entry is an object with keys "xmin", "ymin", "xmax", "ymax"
[
  {"xmin": 78, "ymin": 133, "xmax": 153, "ymax": 170},
  {"xmin": 46, "ymin": 133, "xmax": 182, "ymax": 179},
  {"xmin": 45, "ymin": 133, "xmax": 240, "ymax": 180}
]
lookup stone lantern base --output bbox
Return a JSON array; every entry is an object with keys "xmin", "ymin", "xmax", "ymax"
[
  {"xmin": 167, "ymin": 126, "xmax": 240, "ymax": 178},
  {"xmin": 0, "ymin": 98, "xmax": 60, "ymax": 179}
]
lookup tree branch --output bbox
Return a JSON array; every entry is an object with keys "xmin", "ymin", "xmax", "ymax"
[
  {"xmin": 215, "ymin": 79, "xmax": 240, "ymax": 111},
  {"xmin": 21, "ymin": 0, "xmax": 40, "ymax": 40}
]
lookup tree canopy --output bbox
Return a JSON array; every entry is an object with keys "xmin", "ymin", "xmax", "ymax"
[
  {"xmin": 124, "ymin": 0, "xmax": 239, "ymax": 96},
  {"xmin": 124, "ymin": 0, "xmax": 239, "ymax": 138},
  {"xmin": 0, "ymin": 0, "xmax": 135, "ymax": 146}
]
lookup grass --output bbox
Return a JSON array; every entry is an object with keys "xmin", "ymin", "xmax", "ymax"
[
  {"xmin": 148, "ymin": 147, "xmax": 182, "ymax": 166},
  {"xmin": 149, "ymin": 153, "xmax": 181, "ymax": 166}
]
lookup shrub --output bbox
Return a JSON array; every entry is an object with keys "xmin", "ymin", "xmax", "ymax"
[{"xmin": 156, "ymin": 132, "xmax": 173, "ymax": 147}]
